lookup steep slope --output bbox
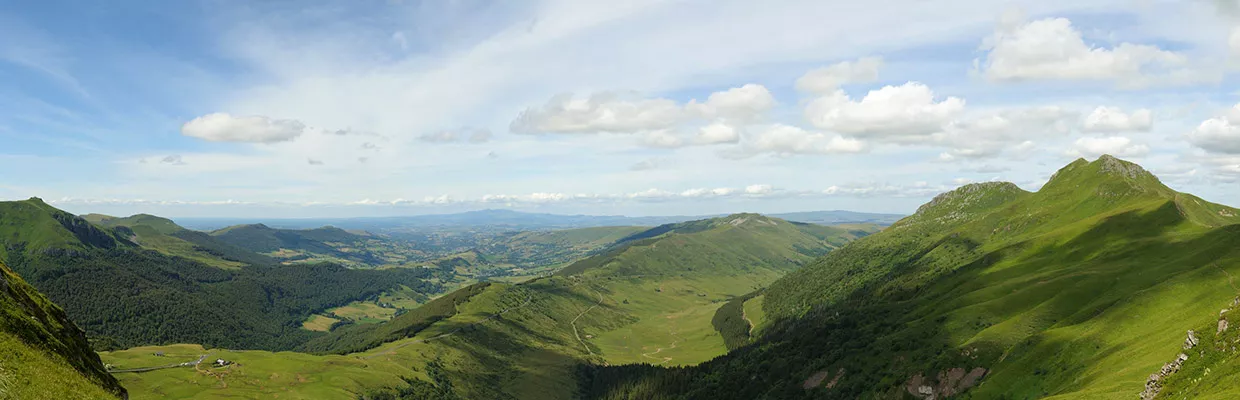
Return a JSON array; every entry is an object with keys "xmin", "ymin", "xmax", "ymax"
[
  {"xmin": 0, "ymin": 200, "xmax": 442, "ymax": 351},
  {"xmin": 580, "ymin": 155, "xmax": 1240, "ymax": 399},
  {"xmin": 88, "ymin": 213, "xmax": 274, "ymax": 268},
  {"xmin": 102, "ymin": 214, "xmax": 875, "ymax": 399},
  {"xmin": 0, "ymin": 257, "xmax": 126, "ymax": 399}
]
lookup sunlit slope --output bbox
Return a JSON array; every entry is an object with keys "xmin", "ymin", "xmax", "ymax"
[
  {"xmin": 87, "ymin": 213, "xmax": 274, "ymax": 268},
  {"xmin": 579, "ymin": 155, "xmax": 1240, "ymax": 399},
  {"xmin": 0, "ymin": 258, "xmax": 126, "ymax": 399},
  {"xmin": 102, "ymin": 214, "xmax": 875, "ymax": 399}
]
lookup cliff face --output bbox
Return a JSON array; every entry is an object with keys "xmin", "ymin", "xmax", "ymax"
[{"xmin": 0, "ymin": 258, "xmax": 127, "ymax": 399}]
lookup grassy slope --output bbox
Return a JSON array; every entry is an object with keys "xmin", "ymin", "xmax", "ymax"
[
  {"xmin": 580, "ymin": 155, "xmax": 1240, "ymax": 399},
  {"xmin": 103, "ymin": 215, "xmax": 875, "ymax": 399},
  {"xmin": 0, "ymin": 258, "xmax": 126, "ymax": 399},
  {"xmin": 89, "ymin": 213, "xmax": 272, "ymax": 269}
]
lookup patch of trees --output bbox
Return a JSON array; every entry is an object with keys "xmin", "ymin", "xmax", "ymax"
[
  {"xmin": 710, "ymin": 290, "xmax": 762, "ymax": 351},
  {"xmin": 4, "ymin": 245, "xmax": 441, "ymax": 351}
]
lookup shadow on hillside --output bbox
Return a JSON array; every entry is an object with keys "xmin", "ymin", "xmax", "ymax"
[{"xmin": 578, "ymin": 202, "xmax": 1240, "ymax": 399}]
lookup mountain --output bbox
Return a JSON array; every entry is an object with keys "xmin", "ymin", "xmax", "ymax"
[
  {"xmin": 173, "ymin": 209, "xmax": 904, "ymax": 232},
  {"xmin": 0, "ymin": 199, "xmax": 443, "ymax": 351},
  {"xmin": 0, "ymin": 257, "xmax": 127, "ymax": 399},
  {"xmin": 209, "ymin": 224, "xmax": 393, "ymax": 266},
  {"xmin": 579, "ymin": 155, "xmax": 1240, "ymax": 399},
  {"xmin": 85, "ymin": 213, "xmax": 275, "ymax": 268},
  {"xmin": 102, "ymin": 214, "xmax": 875, "ymax": 399}
]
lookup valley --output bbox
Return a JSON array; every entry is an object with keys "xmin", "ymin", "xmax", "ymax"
[{"xmin": 5, "ymin": 156, "xmax": 1240, "ymax": 399}]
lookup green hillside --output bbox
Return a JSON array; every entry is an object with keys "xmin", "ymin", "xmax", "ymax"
[
  {"xmin": 88, "ymin": 213, "xmax": 275, "ymax": 268},
  {"xmin": 0, "ymin": 257, "xmax": 126, "ymax": 399},
  {"xmin": 210, "ymin": 224, "xmax": 405, "ymax": 267},
  {"xmin": 579, "ymin": 155, "xmax": 1240, "ymax": 399},
  {"xmin": 0, "ymin": 200, "xmax": 444, "ymax": 352},
  {"xmin": 99, "ymin": 214, "xmax": 874, "ymax": 399}
]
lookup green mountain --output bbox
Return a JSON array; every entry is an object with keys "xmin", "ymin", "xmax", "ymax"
[
  {"xmin": 580, "ymin": 155, "xmax": 1240, "ymax": 399},
  {"xmin": 100, "ymin": 214, "xmax": 874, "ymax": 399},
  {"xmin": 86, "ymin": 213, "xmax": 275, "ymax": 268},
  {"xmin": 210, "ymin": 223, "xmax": 393, "ymax": 266},
  {"xmin": 0, "ymin": 199, "xmax": 443, "ymax": 351},
  {"xmin": 0, "ymin": 257, "xmax": 126, "ymax": 399}
]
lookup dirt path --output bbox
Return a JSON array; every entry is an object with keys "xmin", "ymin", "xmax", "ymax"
[
  {"xmin": 110, "ymin": 354, "xmax": 209, "ymax": 373},
  {"xmin": 571, "ymin": 284, "xmax": 605, "ymax": 356},
  {"xmin": 742, "ymin": 307, "xmax": 755, "ymax": 337},
  {"xmin": 640, "ymin": 328, "xmax": 681, "ymax": 365}
]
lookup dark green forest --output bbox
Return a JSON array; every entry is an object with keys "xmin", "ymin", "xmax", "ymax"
[{"xmin": 3, "ymin": 244, "xmax": 441, "ymax": 351}]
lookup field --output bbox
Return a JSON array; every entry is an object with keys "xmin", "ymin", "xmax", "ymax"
[{"xmin": 300, "ymin": 315, "xmax": 339, "ymax": 332}]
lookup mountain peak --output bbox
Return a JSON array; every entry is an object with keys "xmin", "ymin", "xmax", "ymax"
[
  {"xmin": 1043, "ymin": 155, "xmax": 1166, "ymax": 195},
  {"xmin": 913, "ymin": 182, "xmax": 1027, "ymax": 217}
]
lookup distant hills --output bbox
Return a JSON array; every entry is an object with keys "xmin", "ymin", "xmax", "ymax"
[
  {"xmin": 0, "ymin": 199, "xmax": 443, "ymax": 351},
  {"xmin": 173, "ymin": 209, "xmax": 905, "ymax": 231},
  {"xmin": 581, "ymin": 155, "xmax": 1240, "ymax": 399}
]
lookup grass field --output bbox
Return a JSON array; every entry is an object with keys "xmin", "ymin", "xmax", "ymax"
[
  {"xmin": 742, "ymin": 295, "xmax": 766, "ymax": 336},
  {"xmin": 300, "ymin": 315, "xmax": 340, "ymax": 332}
]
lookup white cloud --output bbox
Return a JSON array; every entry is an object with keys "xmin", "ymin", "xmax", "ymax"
[
  {"xmin": 744, "ymin": 184, "xmax": 773, "ymax": 195},
  {"xmin": 805, "ymin": 82, "xmax": 965, "ymax": 140},
  {"xmin": 510, "ymin": 93, "xmax": 683, "ymax": 134},
  {"xmin": 1187, "ymin": 104, "xmax": 1240, "ymax": 154},
  {"xmin": 695, "ymin": 122, "xmax": 740, "ymax": 144},
  {"xmin": 181, "ymin": 113, "xmax": 306, "ymax": 143},
  {"xmin": 512, "ymin": 84, "xmax": 774, "ymax": 135},
  {"xmin": 746, "ymin": 124, "xmax": 867, "ymax": 155},
  {"xmin": 1230, "ymin": 27, "xmax": 1240, "ymax": 57},
  {"xmin": 937, "ymin": 106, "xmax": 1076, "ymax": 159},
  {"xmin": 795, "ymin": 57, "xmax": 884, "ymax": 93},
  {"xmin": 687, "ymin": 84, "xmax": 775, "ymax": 121},
  {"xmin": 977, "ymin": 16, "xmax": 1209, "ymax": 88},
  {"xmin": 1081, "ymin": 107, "xmax": 1153, "ymax": 133},
  {"xmin": 1068, "ymin": 136, "xmax": 1150, "ymax": 157}
]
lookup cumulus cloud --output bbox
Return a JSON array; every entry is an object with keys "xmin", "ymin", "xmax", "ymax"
[
  {"xmin": 795, "ymin": 57, "xmax": 883, "ymax": 93},
  {"xmin": 1081, "ymin": 107, "xmax": 1153, "ymax": 133},
  {"xmin": 976, "ymin": 16, "xmax": 1209, "ymax": 88},
  {"xmin": 181, "ymin": 113, "xmax": 306, "ymax": 143},
  {"xmin": 1067, "ymin": 136, "xmax": 1150, "ymax": 158},
  {"xmin": 418, "ymin": 128, "xmax": 492, "ymax": 144},
  {"xmin": 511, "ymin": 85, "xmax": 774, "ymax": 135},
  {"xmin": 1187, "ymin": 104, "xmax": 1240, "ymax": 154},
  {"xmin": 744, "ymin": 184, "xmax": 774, "ymax": 195},
  {"xmin": 686, "ymin": 84, "xmax": 775, "ymax": 121},
  {"xmin": 805, "ymin": 82, "xmax": 964, "ymax": 140},
  {"xmin": 641, "ymin": 130, "xmax": 685, "ymax": 148},
  {"xmin": 695, "ymin": 122, "xmax": 740, "ymax": 144},
  {"xmin": 511, "ymin": 93, "xmax": 683, "ymax": 134},
  {"xmin": 937, "ymin": 106, "xmax": 1077, "ymax": 160},
  {"xmin": 746, "ymin": 124, "xmax": 866, "ymax": 155}
]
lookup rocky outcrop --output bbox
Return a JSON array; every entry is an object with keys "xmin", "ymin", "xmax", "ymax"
[
  {"xmin": 904, "ymin": 367, "xmax": 987, "ymax": 399},
  {"xmin": 1184, "ymin": 330, "xmax": 1199, "ymax": 350},
  {"xmin": 1140, "ymin": 353, "xmax": 1189, "ymax": 400}
]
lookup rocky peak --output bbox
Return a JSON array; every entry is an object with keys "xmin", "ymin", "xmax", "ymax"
[{"xmin": 913, "ymin": 182, "xmax": 1026, "ymax": 217}]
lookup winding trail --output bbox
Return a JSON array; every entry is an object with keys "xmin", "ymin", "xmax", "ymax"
[
  {"xmin": 640, "ymin": 330, "xmax": 680, "ymax": 365},
  {"xmin": 570, "ymin": 284, "xmax": 606, "ymax": 356}
]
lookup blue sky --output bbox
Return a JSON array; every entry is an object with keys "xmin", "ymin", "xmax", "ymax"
[{"xmin": 1, "ymin": 0, "xmax": 1239, "ymax": 218}]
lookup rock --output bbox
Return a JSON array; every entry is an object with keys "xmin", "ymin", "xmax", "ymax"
[
  {"xmin": 1184, "ymin": 330, "xmax": 1199, "ymax": 349},
  {"xmin": 1220, "ymin": 319, "xmax": 1229, "ymax": 335},
  {"xmin": 918, "ymin": 385, "xmax": 934, "ymax": 395}
]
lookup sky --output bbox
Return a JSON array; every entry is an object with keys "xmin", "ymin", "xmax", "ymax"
[{"xmin": 1, "ymin": 0, "xmax": 1239, "ymax": 218}]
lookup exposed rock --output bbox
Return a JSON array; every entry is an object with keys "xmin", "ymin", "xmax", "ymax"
[
  {"xmin": 1220, "ymin": 319, "xmax": 1229, "ymax": 335},
  {"xmin": 825, "ymin": 368, "xmax": 844, "ymax": 389},
  {"xmin": 1184, "ymin": 330, "xmax": 1199, "ymax": 350},
  {"xmin": 1141, "ymin": 353, "xmax": 1189, "ymax": 400},
  {"xmin": 802, "ymin": 370, "xmax": 831, "ymax": 389},
  {"xmin": 905, "ymin": 367, "xmax": 986, "ymax": 399}
]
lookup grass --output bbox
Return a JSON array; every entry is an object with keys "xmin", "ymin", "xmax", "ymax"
[
  {"xmin": 578, "ymin": 155, "xmax": 1240, "ymax": 399},
  {"xmin": 0, "ymin": 332, "xmax": 120, "ymax": 400},
  {"xmin": 741, "ymin": 295, "xmax": 766, "ymax": 337},
  {"xmin": 328, "ymin": 302, "xmax": 397, "ymax": 324},
  {"xmin": 301, "ymin": 315, "xmax": 340, "ymax": 332}
]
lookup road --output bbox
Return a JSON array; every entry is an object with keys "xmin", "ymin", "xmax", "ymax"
[{"xmin": 110, "ymin": 354, "xmax": 209, "ymax": 373}]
